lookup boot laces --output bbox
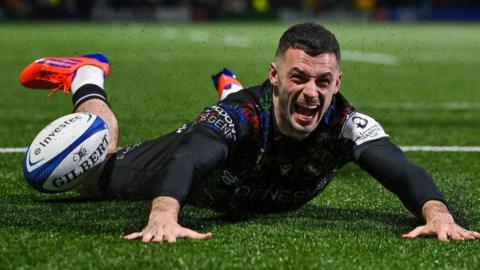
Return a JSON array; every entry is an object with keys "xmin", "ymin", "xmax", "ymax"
[{"xmin": 37, "ymin": 71, "xmax": 72, "ymax": 95}]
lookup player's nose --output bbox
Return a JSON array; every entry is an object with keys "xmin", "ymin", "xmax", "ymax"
[{"xmin": 303, "ymin": 79, "xmax": 319, "ymax": 99}]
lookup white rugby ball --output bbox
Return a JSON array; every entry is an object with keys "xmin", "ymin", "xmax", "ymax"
[{"xmin": 23, "ymin": 112, "xmax": 110, "ymax": 193}]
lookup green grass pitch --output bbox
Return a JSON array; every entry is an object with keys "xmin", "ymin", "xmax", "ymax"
[{"xmin": 1, "ymin": 22, "xmax": 480, "ymax": 269}]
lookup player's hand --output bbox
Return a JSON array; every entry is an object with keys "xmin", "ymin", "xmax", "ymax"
[
  {"xmin": 123, "ymin": 218, "xmax": 212, "ymax": 243},
  {"xmin": 123, "ymin": 196, "xmax": 212, "ymax": 243},
  {"xmin": 402, "ymin": 200, "xmax": 480, "ymax": 241}
]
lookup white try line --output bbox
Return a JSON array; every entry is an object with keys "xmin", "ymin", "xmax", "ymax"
[
  {"xmin": 357, "ymin": 102, "xmax": 480, "ymax": 110},
  {"xmin": 2, "ymin": 146, "xmax": 480, "ymax": 154},
  {"xmin": 0, "ymin": 147, "xmax": 28, "ymax": 153},
  {"xmin": 400, "ymin": 146, "xmax": 480, "ymax": 152}
]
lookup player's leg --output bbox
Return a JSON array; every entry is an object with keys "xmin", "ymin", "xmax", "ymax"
[
  {"xmin": 76, "ymin": 99, "xmax": 118, "ymax": 154},
  {"xmin": 19, "ymin": 53, "xmax": 118, "ymax": 154},
  {"xmin": 69, "ymin": 66, "xmax": 120, "ymax": 198},
  {"xmin": 65, "ymin": 64, "xmax": 119, "ymax": 197},
  {"xmin": 20, "ymin": 53, "xmax": 118, "ymax": 198},
  {"xmin": 70, "ymin": 65, "xmax": 119, "ymax": 154}
]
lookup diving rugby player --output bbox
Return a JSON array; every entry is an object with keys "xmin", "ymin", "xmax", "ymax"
[{"xmin": 19, "ymin": 23, "xmax": 480, "ymax": 243}]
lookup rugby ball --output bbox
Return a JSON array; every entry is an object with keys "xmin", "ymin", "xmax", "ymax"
[{"xmin": 23, "ymin": 112, "xmax": 110, "ymax": 193}]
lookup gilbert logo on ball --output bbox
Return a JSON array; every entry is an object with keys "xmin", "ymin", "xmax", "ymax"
[{"xmin": 23, "ymin": 112, "xmax": 110, "ymax": 193}]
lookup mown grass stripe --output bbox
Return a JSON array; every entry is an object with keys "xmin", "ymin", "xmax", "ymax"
[{"xmin": 342, "ymin": 50, "xmax": 398, "ymax": 65}]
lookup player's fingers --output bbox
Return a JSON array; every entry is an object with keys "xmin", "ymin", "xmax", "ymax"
[
  {"xmin": 460, "ymin": 230, "xmax": 476, "ymax": 240},
  {"xmin": 123, "ymin": 232, "xmax": 143, "ymax": 240},
  {"xmin": 151, "ymin": 234, "xmax": 164, "ymax": 243},
  {"xmin": 142, "ymin": 232, "xmax": 155, "ymax": 243},
  {"xmin": 184, "ymin": 229, "xmax": 213, "ymax": 240},
  {"xmin": 449, "ymin": 230, "xmax": 464, "ymax": 241},
  {"xmin": 460, "ymin": 229, "xmax": 479, "ymax": 240},
  {"xmin": 165, "ymin": 234, "xmax": 177, "ymax": 244},
  {"xmin": 437, "ymin": 228, "xmax": 449, "ymax": 241},
  {"xmin": 471, "ymin": 231, "xmax": 480, "ymax": 238},
  {"xmin": 401, "ymin": 226, "xmax": 426, "ymax": 239}
]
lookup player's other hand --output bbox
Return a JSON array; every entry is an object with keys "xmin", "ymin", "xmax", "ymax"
[
  {"xmin": 402, "ymin": 200, "xmax": 480, "ymax": 241},
  {"xmin": 123, "ymin": 196, "xmax": 212, "ymax": 243}
]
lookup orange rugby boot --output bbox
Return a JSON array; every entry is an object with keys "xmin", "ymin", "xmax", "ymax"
[
  {"xmin": 19, "ymin": 53, "xmax": 110, "ymax": 95},
  {"xmin": 211, "ymin": 68, "xmax": 244, "ymax": 100}
]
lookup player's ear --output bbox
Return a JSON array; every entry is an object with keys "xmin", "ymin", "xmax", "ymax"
[
  {"xmin": 268, "ymin": 62, "xmax": 278, "ymax": 86},
  {"xmin": 334, "ymin": 71, "xmax": 342, "ymax": 94}
]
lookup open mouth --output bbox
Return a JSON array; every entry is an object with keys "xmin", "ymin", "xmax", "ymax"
[
  {"xmin": 293, "ymin": 102, "xmax": 321, "ymax": 125},
  {"xmin": 295, "ymin": 103, "xmax": 319, "ymax": 116}
]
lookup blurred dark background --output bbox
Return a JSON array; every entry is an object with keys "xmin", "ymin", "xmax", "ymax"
[{"xmin": 2, "ymin": 0, "xmax": 480, "ymax": 22}]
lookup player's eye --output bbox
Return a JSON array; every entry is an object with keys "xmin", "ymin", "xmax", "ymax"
[
  {"xmin": 291, "ymin": 75, "xmax": 307, "ymax": 84},
  {"xmin": 316, "ymin": 79, "xmax": 330, "ymax": 88}
]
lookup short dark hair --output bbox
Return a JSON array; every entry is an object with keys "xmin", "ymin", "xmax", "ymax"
[{"xmin": 275, "ymin": 23, "xmax": 341, "ymax": 62}]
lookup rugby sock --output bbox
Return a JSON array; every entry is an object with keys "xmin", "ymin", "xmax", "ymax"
[
  {"xmin": 72, "ymin": 84, "xmax": 109, "ymax": 110},
  {"xmin": 71, "ymin": 65, "xmax": 108, "ymax": 109},
  {"xmin": 71, "ymin": 65, "xmax": 105, "ymax": 93}
]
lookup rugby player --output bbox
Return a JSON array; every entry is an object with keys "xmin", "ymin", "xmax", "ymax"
[{"xmin": 19, "ymin": 23, "xmax": 480, "ymax": 243}]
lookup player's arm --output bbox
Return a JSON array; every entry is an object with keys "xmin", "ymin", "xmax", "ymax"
[
  {"xmin": 345, "ymin": 112, "xmax": 480, "ymax": 241},
  {"xmin": 124, "ymin": 126, "xmax": 228, "ymax": 243},
  {"xmin": 355, "ymin": 139, "xmax": 445, "ymax": 218},
  {"xmin": 356, "ymin": 140, "xmax": 480, "ymax": 241}
]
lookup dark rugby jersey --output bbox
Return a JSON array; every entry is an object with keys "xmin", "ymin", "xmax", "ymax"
[
  {"xmin": 105, "ymin": 80, "xmax": 445, "ymax": 217},
  {"xmin": 183, "ymin": 80, "xmax": 388, "ymax": 213}
]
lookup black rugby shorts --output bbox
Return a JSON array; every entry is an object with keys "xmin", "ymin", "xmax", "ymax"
[{"xmin": 98, "ymin": 131, "xmax": 184, "ymax": 200}]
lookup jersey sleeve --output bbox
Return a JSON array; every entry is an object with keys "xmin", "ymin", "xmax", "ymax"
[
  {"xmin": 194, "ymin": 101, "xmax": 260, "ymax": 144},
  {"xmin": 340, "ymin": 111, "xmax": 389, "ymax": 160},
  {"xmin": 342, "ymin": 112, "xmax": 448, "ymax": 218},
  {"xmin": 150, "ymin": 100, "xmax": 260, "ymax": 204},
  {"xmin": 356, "ymin": 140, "xmax": 448, "ymax": 219},
  {"xmin": 150, "ymin": 125, "xmax": 229, "ymax": 204}
]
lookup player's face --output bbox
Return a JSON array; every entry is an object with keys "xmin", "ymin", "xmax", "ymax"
[{"xmin": 269, "ymin": 48, "xmax": 342, "ymax": 140}]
